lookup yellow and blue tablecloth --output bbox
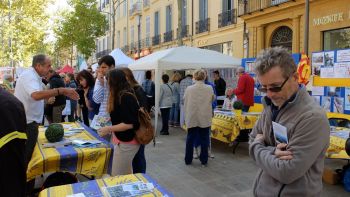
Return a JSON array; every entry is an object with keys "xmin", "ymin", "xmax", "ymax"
[
  {"xmin": 39, "ymin": 173, "xmax": 172, "ymax": 197},
  {"xmin": 27, "ymin": 122, "xmax": 113, "ymax": 181},
  {"xmin": 326, "ymin": 127, "xmax": 350, "ymax": 159},
  {"xmin": 211, "ymin": 110, "xmax": 260, "ymax": 143}
]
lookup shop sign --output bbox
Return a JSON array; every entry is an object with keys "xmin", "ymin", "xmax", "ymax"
[{"xmin": 313, "ymin": 12, "xmax": 344, "ymax": 26}]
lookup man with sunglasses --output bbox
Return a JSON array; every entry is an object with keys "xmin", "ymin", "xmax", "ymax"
[
  {"xmin": 249, "ymin": 47, "xmax": 329, "ymax": 196},
  {"xmin": 231, "ymin": 67, "xmax": 255, "ymax": 112}
]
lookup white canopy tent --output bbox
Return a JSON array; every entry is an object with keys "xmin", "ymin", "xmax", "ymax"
[
  {"xmin": 109, "ymin": 48, "xmax": 144, "ymax": 84},
  {"xmin": 79, "ymin": 59, "xmax": 88, "ymax": 71},
  {"xmin": 128, "ymin": 46, "xmax": 242, "ymax": 136}
]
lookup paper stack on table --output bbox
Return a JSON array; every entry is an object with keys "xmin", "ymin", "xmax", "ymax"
[
  {"xmin": 72, "ymin": 139, "xmax": 102, "ymax": 148},
  {"xmin": 103, "ymin": 181, "xmax": 154, "ymax": 197}
]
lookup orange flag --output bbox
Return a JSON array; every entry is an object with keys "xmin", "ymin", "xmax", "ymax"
[{"xmin": 297, "ymin": 53, "xmax": 311, "ymax": 85}]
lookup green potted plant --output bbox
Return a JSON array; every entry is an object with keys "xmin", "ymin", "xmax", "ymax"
[{"xmin": 233, "ymin": 100, "xmax": 243, "ymax": 115}]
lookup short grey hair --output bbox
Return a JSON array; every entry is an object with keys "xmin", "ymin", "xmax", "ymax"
[
  {"xmin": 254, "ymin": 47, "xmax": 296, "ymax": 78},
  {"xmin": 193, "ymin": 69, "xmax": 206, "ymax": 81},
  {"xmin": 32, "ymin": 54, "xmax": 46, "ymax": 67}
]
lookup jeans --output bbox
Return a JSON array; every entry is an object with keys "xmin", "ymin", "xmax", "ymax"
[
  {"xmin": 185, "ymin": 127, "xmax": 210, "ymax": 165},
  {"xmin": 132, "ymin": 145, "xmax": 146, "ymax": 173},
  {"xmin": 160, "ymin": 108, "xmax": 171, "ymax": 133},
  {"xmin": 25, "ymin": 122, "xmax": 39, "ymax": 166},
  {"xmin": 169, "ymin": 103, "xmax": 180, "ymax": 126}
]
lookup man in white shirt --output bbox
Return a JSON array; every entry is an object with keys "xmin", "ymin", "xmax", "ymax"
[{"xmin": 14, "ymin": 54, "xmax": 79, "ymax": 165}]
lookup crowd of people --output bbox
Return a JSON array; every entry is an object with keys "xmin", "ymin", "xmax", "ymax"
[{"xmin": 0, "ymin": 47, "xmax": 331, "ymax": 197}]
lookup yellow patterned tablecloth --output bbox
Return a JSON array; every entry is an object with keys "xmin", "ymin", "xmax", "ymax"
[
  {"xmin": 27, "ymin": 122, "xmax": 113, "ymax": 181},
  {"xmin": 211, "ymin": 111, "xmax": 260, "ymax": 143},
  {"xmin": 326, "ymin": 127, "xmax": 350, "ymax": 159},
  {"xmin": 39, "ymin": 173, "xmax": 172, "ymax": 197}
]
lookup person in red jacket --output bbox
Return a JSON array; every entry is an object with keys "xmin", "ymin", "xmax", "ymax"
[{"xmin": 232, "ymin": 67, "xmax": 255, "ymax": 112}]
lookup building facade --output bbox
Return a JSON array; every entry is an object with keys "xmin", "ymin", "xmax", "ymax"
[
  {"xmin": 94, "ymin": 0, "xmax": 113, "ymax": 63},
  {"xmin": 239, "ymin": 0, "xmax": 350, "ymax": 58},
  {"xmin": 113, "ymin": 0, "xmax": 245, "ymax": 59}
]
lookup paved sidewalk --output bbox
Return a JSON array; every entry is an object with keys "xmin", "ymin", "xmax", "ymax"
[{"xmin": 145, "ymin": 127, "xmax": 349, "ymax": 197}]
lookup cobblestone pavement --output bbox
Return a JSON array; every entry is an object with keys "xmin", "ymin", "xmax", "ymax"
[{"xmin": 145, "ymin": 127, "xmax": 349, "ymax": 197}]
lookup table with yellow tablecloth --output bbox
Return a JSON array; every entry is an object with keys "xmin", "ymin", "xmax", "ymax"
[
  {"xmin": 27, "ymin": 122, "xmax": 113, "ymax": 181},
  {"xmin": 326, "ymin": 127, "xmax": 350, "ymax": 160},
  {"xmin": 39, "ymin": 173, "xmax": 172, "ymax": 197},
  {"xmin": 211, "ymin": 110, "xmax": 260, "ymax": 144}
]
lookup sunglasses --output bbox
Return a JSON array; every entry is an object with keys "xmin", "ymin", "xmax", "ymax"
[{"xmin": 258, "ymin": 77, "xmax": 289, "ymax": 93}]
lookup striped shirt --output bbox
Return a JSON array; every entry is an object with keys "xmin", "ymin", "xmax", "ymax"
[
  {"xmin": 93, "ymin": 78, "xmax": 110, "ymax": 117},
  {"xmin": 179, "ymin": 77, "xmax": 193, "ymax": 105}
]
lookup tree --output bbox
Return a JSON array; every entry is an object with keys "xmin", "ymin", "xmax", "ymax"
[
  {"xmin": 0, "ymin": 0, "xmax": 52, "ymax": 67},
  {"xmin": 55, "ymin": 0, "xmax": 107, "ymax": 60}
]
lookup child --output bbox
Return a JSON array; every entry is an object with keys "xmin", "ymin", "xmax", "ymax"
[{"xmin": 222, "ymin": 89, "xmax": 235, "ymax": 110}]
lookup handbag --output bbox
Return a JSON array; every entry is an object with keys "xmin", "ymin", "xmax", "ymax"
[{"xmin": 122, "ymin": 92, "xmax": 154, "ymax": 145}]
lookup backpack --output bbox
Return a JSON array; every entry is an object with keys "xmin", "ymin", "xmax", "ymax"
[{"xmin": 122, "ymin": 92, "xmax": 154, "ymax": 145}]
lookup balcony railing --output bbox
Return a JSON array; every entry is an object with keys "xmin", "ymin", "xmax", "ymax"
[
  {"xmin": 129, "ymin": 2, "xmax": 142, "ymax": 17},
  {"xmin": 144, "ymin": 37, "xmax": 151, "ymax": 47},
  {"xmin": 152, "ymin": 35, "xmax": 161, "ymax": 46},
  {"xmin": 143, "ymin": 0, "xmax": 150, "ymax": 8},
  {"xmin": 96, "ymin": 49, "xmax": 111, "ymax": 59},
  {"xmin": 163, "ymin": 31, "xmax": 173, "ymax": 43},
  {"xmin": 218, "ymin": 9, "xmax": 237, "ymax": 28},
  {"xmin": 238, "ymin": 0, "xmax": 292, "ymax": 16},
  {"xmin": 177, "ymin": 25, "xmax": 189, "ymax": 38},
  {"xmin": 196, "ymin": 18, "xmax": 210, "ymax": 34}
]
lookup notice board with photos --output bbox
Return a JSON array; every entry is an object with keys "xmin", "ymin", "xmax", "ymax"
[
  {"xmin": 311, "ymin": 49, "xmax": 350, "ymax": 115},
  {"xmin": 241, "ymin": 54, "xmax": 301, "ymax": 104}
]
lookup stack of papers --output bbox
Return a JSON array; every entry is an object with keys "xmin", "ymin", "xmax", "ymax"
[
  {"xmin": 103, "ymin": 181, "xmax": 154, "ymax": 197},
  {"xmin": 72, "ymin": 139, "xmax": 102, "ymax": 148}
]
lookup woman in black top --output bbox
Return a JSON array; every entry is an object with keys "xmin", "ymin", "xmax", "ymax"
[
  {"xmin": 98, "ymin": 69, "xmax": 140, "ymax": 175},
  {"xmin": 120, "ymin": 67, "xmax": 148, "ymax": 174}
]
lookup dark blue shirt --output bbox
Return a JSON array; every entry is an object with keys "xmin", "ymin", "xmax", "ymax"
[{"xmin": 87, "ymin": 87, "xmax": 100, "ymax": 120}]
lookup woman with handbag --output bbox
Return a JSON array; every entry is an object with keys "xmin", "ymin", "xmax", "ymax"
[
  {"xmin": 120, "ymin": 67, "xmax": 148, "ymax": 174},
  {"xmin": 98, "ymin": 69, "xmax": 140, "ymax": 175}
]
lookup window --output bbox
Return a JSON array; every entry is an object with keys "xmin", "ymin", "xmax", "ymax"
[
  {"xmin": 107, "ymin": 36, "xmax": 110, "ymax": 50},
  {"xmin": 323, "ymin": 27, "xmax": 350, "ymax": 50},
  {"xmin": 199, "ymin": 0, "xmax": 208, "ymax": 20},
  {"xmin": 146, "ymin": 16, "xmax": 151, "ymax": 46},
  {"xmin": 131, "ymin": 25, "xmax": 134, "ymax": 45},
  {"xmin": 271, "ymin": 26, "xmax": 293, "ymax": 52},
  {"xmin": 222, "ymin": 0, "xmax": 233, "ymax": 12},
  {"xmin": 117, "ymin": 31, "xmax": 121, "ymax": 48},
  {"xmin": 123, "ymin": 27, "xmax": 127, "ymax": 46},
  {"xmin": 166, "ymin": 5, "xmax": 172, "ymax": 32},
  {"xmin": 182, "ymin": 0, "xmax": 187, "ymax": 26},
  {"xmin": 154, "ymin": 11, "xmax": 159, "ymax": 36},
  {"xmin": 123, "ymin": 1, "xmax": 127, "ymax": 17}
]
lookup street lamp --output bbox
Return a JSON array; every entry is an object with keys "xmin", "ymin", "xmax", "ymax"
[{"xmin": 137, "ymin": 14, "xmax": 141, "ymax": 59}]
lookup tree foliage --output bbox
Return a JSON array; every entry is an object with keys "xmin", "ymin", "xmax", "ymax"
[
  {"xmin": 55, "ymin": 0, "xmax": 107, "ymax": 59},
  {"xmin": 0, "ymin": 0, "xmax": 51, "ymax": 67}
]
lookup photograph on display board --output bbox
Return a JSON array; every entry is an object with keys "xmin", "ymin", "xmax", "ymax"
[
  {"xmin": 311, "ymin": 86, "xmax": 324, "ymax": 96},
  {"xmin": 312, "ymin": 96, "xmax": 321, "ymax": 106},
  {"xmin": 312, "ymin": 52, "xmax": 324, "ymax": 76},
  {"xmin": 333, "ymin": 97, "xmax": 344, "ymax": 113},
  {"xmin": 326, "ymin": 86, "xmax": 342, "ymax": 97},
  {"xmin": 345, "ymin": 88, "xmax": 350, "ymax": 111},
  {"xmin": 245, "ymin": 61, "xmax": 256, "ymax": 74},
  {"xmin": 324, "ymin": 51, "xmax": 335, "ymax": 67},
  {"xmin": 334, "ymin": 62, "xmax": 350, "ymax": 78},
  {"xmin": 336, "ymin": 49, "xmax": 350, "ymax": 62},
  {"xmin": 321, "ymin": 96, "xmax": 331, "ymax": 112}
]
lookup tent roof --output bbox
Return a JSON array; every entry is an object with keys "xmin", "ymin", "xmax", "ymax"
[
  {"xmin": 128, "ymin": 46, "xmax": 241, "ymax": 71},
  {"xmin": 58, "ymin": 65, "xmax": 74, "ymax": 74},
  {"xmin": 110, "ymin": 48, "xmax": 134, "ymax": 66}
]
